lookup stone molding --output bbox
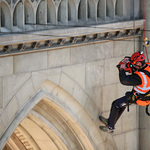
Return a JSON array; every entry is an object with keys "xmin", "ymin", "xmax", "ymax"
[
  {"xmin": 0, "ymin": 20, "xmax": 143, "ymax": 57},
  {"xmin": 0, "ymin": 0, "xmax": 140, "ymax": 32}
]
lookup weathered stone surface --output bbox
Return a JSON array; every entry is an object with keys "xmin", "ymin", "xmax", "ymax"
[
  {"xmin": 85, "ymin": 60, "xmax": 104, "ymax": 89},
  {"xmin": 104, "ymin": 57, "xmax": 121, "ymax": 85},
  {"xmin": 1, "ymin": 97, "xmax": 19, "ymax": 135},
  {"xmin": 62, "ymin": 64, "xmax": 85, "ymax": 90},
  {"xmin": 14, "ymin": 52, "xmax": 47, "ymax": 73},
  {"xmin": 0, "ymin": 78, "xmax": 2, "ymax": 108},
  {"xmin": 102, "ymin": 84, "xmax": 118, "ymax": 112},
  {"xmin": 48, "ymin": 48, "xmax": 70, "ymax": 68},
  {"xmin": 3, "ymin": 73, "xmax": 31, "ymax": 107},
  {"xmin": 15, "ymin": 78, "xmax": 34, "ymax": 107},
  {"xmin": 124, "ymin": 130, "xmax": 139, "ymax": 150},
  {"xmin": 0, "ymin": 57, "xmax": 13, "ymax": 77},
  {"xmin": 32, "ymin": 68, "xmax": 61, "ymax": 89}
]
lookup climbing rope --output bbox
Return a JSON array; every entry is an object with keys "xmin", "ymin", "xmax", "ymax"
[{"xmin": 143, "ymin": 0, "xmax": 149, "ymax": 62}]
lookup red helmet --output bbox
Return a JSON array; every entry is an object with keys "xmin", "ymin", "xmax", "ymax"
[{"xmin": 130, "ymin": 52, "xmax": 145, "ymax": 65}]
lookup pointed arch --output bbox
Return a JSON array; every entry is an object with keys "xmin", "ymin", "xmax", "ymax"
[
  {"xmin": 87, "ymin": 0, "xmax": 96, "ymax": 21},
  {"xmin": 47, "ymin": 0, "xmax": 56, "ymax": 25},
  {"xmin": 68, "ymin": 0, "xmax": 76, "ymax": 23},
  {"xmin": 115, "ymin": 0, "xmax": 123, "ymax": 17},
  {"xmin": 106, "ymin": 0, "xmax": 115, "ymax": 19},
  {"xmin": 13, "ymin": 1, "xmax": 24, "ymax": 29},
  {"xmin": 78, "ymin": 0, "xmax": 87, "ymax": 22},
  {"xmin": 97, "ymin": 0, "xmax": 106, "ymax": 20},
  {"xmin": 0, "ymin": 80, "xmax": 107, "ymax": 150},
  {"xmin": 58, "ymin": 0, "xmax": 67, "ymax": 25},
  {"xmin": 24, "ymin": 0, "xmax": 34, "ymax": 25},
  {"xmin": 1, "ymin": 1, "xmax": 11, "ymax": 30},
  {"xmin": 36, "ymin": 0, "xmax": 47, "ymax": 26}
]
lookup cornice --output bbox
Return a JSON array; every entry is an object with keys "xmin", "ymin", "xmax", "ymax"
[{"xmin": 0, "ymin": 20, "xmax": 144, "ymax": 57}]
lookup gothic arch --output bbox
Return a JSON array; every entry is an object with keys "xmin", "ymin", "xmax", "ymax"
[
  {"xmin": 58, "ymin": 0, "xmax": 67, "ymax": 24},
  {"xmin": 68, "ymin": 0, "xmax": 76, "ymax": 23},
  {"xmin": 36, "ymin": 0, "xmax": 47, "ymax": 25},
  {"xmin": 115, "ymin": 0, "xmax": 123, "ymax": 17},
  {"xmin": 78, "ymin": 0, "xmax": 87, "ymax": 22},
  {"xmin": 24, "ymin": 0, "xmax": 34, "ymax": 26},
  {"xmin": 1, "ymin": 1, "xmax": 11, "ymax": 30},
  {"xmin": 1, "ymin": 80, "xmax": 108, "ymax": 150},
  {"xmin": 87, "ymin": 0, "xmax": 96, "ymax": 21},
  {"xmin": 106, "ymin": 0, "xmax": 115, "ymax": 19},
  {"xmin": 97, "ymin": 0, "xmax": 106, "ymax": 20},
  {"xmin": 13, "ymin": 1, "xmax": 24, "ymax": 29},
  {"xmin": 47, "ymin": 0, "xmax": 56, "ymax": 25}
]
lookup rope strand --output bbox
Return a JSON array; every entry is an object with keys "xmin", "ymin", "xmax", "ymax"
[{"xmin": 143, "ymin": 0, "xmax": 149, "ymax": 62}]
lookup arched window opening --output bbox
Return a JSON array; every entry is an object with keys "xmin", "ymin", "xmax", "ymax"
[
  {"xmin": 87, "ymin": 1, "xmax": 91, "ymax": 19},
  {"xmin": 106, "ymin": 0, "xmax": 114, "ymax": 20},
  {"xmin": 1, "ymin": 8, "xmax": 5, "ymax": 27},
  {"xmin": 87, "ymin": 0, "xmax": 96, "ymax": 22},
  {"xmin": 1, "ymin": 2, "xmax": 11, "ymax": 30},
  {"xmin": 47, "ymin": 0, "xmax": 56, "ymax": 25},
  {"xmin": 97, "ymin": 1, "xmax": 100, "ymax": 18},
  {"xmin": 36, "ymin": 0, "xmax": 46, "ymax": 27},
  {"xmin": 24, "ymin": 0, "xmax": 34, "ymax": 25},
  {"xmin": 68, "ymin": 0, "xmax": 76, "ymax": 24},
  {"xmin": 78, "ymin": 0, "xmax": 86, "ymax": 22},
  {"xmin": 58, "ymin": 0, "xmax": 67, "ymax": 25},
  {"xmin": 115, "ymin": 0, "xmax": 123, "ymax": 20},
  {"xmin": 13, "ymin": 2, "xmax": 23, "ymax": 30},
  {"xmin": 97, "ymin": 0, "xmax": 106, "ymax": 21}
]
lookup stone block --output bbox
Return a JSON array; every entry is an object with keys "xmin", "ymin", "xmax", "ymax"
[
  {"xmin": 70, "ymin": 44, "xmax": 94, "ymax": 64},
  {"xmin": 1, "ymin": 97, "xmax": 19, "ymax": 134},
  {"xmin": 0, "ymin": 118, "xmax": 4, "ymax": 138},
  {"xmin": 139, "ymin": 106, "xmax": 150, "ymax": 129},
  {"xmin": 3, "ymin": 73, "xmax": 30, "ymax": 108},
  {"xmin": 48, "ymin": 48, "xmax": 70, "ymax": 68},
  {"xmin": 85, "ymin": 60, "xmax": 104, "ymax": 89},
  {"xmin": 84, "ymin": 98, "xmax": 99, "ymax": 121},
  {"xmin": 62, "ymin": 64, "xmax": 85, "ymax": 90},
  {"xmin": 102, "ymin": 84, "xmax": 118, "ymax": 112},
  {"xmin": 104, "ymin": 57, "xmax": 121, "ymax": 85},
  {"xmin": 32, "ymin": 68, "xmax": 61, "ymax": 89},
  {"xmin": 113, "ymin": 40, "xmax": 136, "ymax": 57},
  {"xmin": 139, "ymin": 129, "xmax": 150, "ymax": 150},
  {"xmin": 116, "ymin": 83, "xmax": 132, "ymax": 98},
  {"xmin": 14, "ymin": 52, "xmax": 47, "ymax": 73},
  {"xmin": 125, "ymin": 129, "xmax": 139, "ymax": 150},
  {"xmin": 85, "ymin": 86, "xmax": 102, "ymax": 113},
  {"xmin": 113, "ymin": 133, "xmax": 125, "ymax": 150},
  {"xmin": 16, "ymin": 78, "xmax": 34, "ymax": 108},
  {"xmin": 122, "ymin": 105, "xmax": 139, "ymax": 132},
  {"xmin": 0, "ymin": 78, "xmax": 2, "ymax": 108},
  {"xmin": 70, "ymin": 42, "xmax": 113, "ymax": 65},
  {"xmin": 0, "ymin": 57, "xmax": 13, "ymax": 77},
  {"xmin": 59, "ymin": 73, "xmax": 76, "ymax": 96},
  {"xmin": 94, "ymin": 42, "xmax": 114, "ymax": 59},
  {"xmin": 72, "ymin": 84, "xmax": 88, "ymax": 108}
]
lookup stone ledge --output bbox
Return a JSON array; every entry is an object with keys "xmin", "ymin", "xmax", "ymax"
[{"xmin": 0, "ymin": 20, "xmax": 143, "ymax": 57}]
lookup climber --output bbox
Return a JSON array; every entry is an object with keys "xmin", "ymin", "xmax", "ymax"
[{"xmin": 99, "ymin": 51, "xmax": 150, "ymax": 133}]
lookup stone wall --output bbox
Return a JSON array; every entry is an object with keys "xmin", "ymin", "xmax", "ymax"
[{"xmin": 0, "ymin": 36, "xmax": 141, "ymax": 149}]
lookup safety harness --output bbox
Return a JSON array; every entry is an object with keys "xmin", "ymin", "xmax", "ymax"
[
  {"xmin": 139, "ymin": 69, "xmax": 150, "ymax": 116},
  {"xmin": 127, "ymin": 68, "xmax": 150, "ymax": 116}
]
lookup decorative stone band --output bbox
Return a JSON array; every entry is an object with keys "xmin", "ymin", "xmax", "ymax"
[{"xmin": 0, "ymin": 20, "xmax": 144, "ymax": 57}]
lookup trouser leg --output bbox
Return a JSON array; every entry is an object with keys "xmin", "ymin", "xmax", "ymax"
[{"xmin": 108, "ymin": 95, "xmax": 127, "ymax": 129}]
